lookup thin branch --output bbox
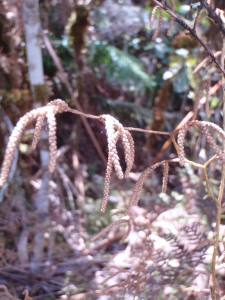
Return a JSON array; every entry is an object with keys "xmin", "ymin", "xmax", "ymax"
[
  {"xmin": 153, "ymin": 0, "xmax": 225, "ymax": 77},
  {"xmin": 200, "ymin": 0, "xmax": 225, "ymax": 36},
  {"xmin": 124, "ymin": 127, "xmax": 170, "ymax": 135}
]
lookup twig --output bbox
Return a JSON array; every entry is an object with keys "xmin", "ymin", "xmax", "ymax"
[
  {"xmin": 153, "ymin": 0, "xmax": 225, "ymax": 77},
  {"xmin": 200, "ymin": 0, "xmax": 225, "ymax": 36},
  {"xmin": 193, "ymin": 51, "xmax": 222, "ymax": 74},
  {"xmin": 124, "ymin": 127, "xmax": 170, "ymax": 135},
  {"xmin": 210, "ymin": 34, "xmax": 225, "ymax": 300}
]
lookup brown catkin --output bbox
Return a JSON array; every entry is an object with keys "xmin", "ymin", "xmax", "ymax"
[
  {"xmin": 101, "ymin": 114, "xmax": 135, "ymax": 211},
  {"xmin": 129, "ymin": 162, "xmax": 163, "ymax": 207},
  {"xmin": 101, "ymin": 158, "xmax": 112, "ymax": 212},
  {"xmin": 199, "ymin": 124, "xmax": 225, "ymax": 162},
  {"xmin": 124, "ymin": 131, "xmax": 135, "ymax": 178},
  {"xmin": 102, "ymin": 115, "xmax": 122, "ymax": 212},
  {"xmin": 46, "ymin": 109, "xmax": 57, "ymax": 173},
  {"xmin": 0, "ymin": 108, "xmax": 48, "ymax": 187},
  {"xmin": 150, "ymin": 5, "xmax": 160, "ymax": 28},
  {"xmin": 110, "ymin": 131, "xmax": 124, "ymax": 180},
  {"xmin": 0, "ymin": 100, "xmax": 68, "ymax": 187},
  {"xmin": 47, "ymin": 99, "xmax": 69, "ymax": 114},
  {"xmin": 167, "ymin": 0, "xmax": 175, "ymax": 36},
  {"xmin": 177, "ymin": 123, "xmax": 190, "ymax": 166},
  {"xmin": 152, "ymin": 6, "xmax": 163, "ymax": 40},
  {"xmin": 178, "ymin": 120, "xmax": 225, "ymax": 166},
  {"xmin": 116, "ymin": 122, "xmax": 134, "ymax": 178},
  {"xmin": 162, "ymin": 162, "xmax": 169, "ymax": 193},
  {"xmin": 30, "ymin": 114, "xmax": 46, "ymax": 151},
  {"xmin": 201, "ymin": 121, "xmax": 225, "ymax": 140}
]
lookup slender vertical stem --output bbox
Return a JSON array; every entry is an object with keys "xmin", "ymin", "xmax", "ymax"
[{"xmin": 210, "ymin": 36, "xmax": 225, "ymax": 299}]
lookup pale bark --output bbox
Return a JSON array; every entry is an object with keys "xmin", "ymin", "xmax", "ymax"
[
  {"xmin": 23, "ymin": 0, "xmax": 44, "ymax": 86},
  {"xmin": 23, "ymin": 0, "xmax": 50, "ymax": 270}
]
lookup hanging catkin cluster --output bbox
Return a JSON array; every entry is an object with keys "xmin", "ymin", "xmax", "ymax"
[
  {"xmin": 101, "ymin": 114, "xmax": 135, "ymax": 212},
  {"xmin": 178, "ymin": 120, "xmax": 225, "ymax": 166},
  {"xmin": 150, "ymin": 0, "xmax": 175, "ymax": 40},
  {"xmin": 0, "ymin": 99, "xmax": 69, "ymax": 187}
]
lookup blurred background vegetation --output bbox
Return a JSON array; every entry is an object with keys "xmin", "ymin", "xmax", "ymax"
[{"xmin": 0, "ymin": 0, "xmax": 225, "ymax": 299}]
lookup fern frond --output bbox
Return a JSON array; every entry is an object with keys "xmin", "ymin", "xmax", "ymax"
[{"xmin": 90, "ymin": 42, "xmax": 155, "ymax": 93}]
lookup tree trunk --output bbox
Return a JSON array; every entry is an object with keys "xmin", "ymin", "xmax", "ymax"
[{"xmin": 23, "ymin": 0, "xmax": 50, "ymax": 271}]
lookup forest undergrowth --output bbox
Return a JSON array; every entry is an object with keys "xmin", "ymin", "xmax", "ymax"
[{"xmin": 1, "ymin": 0, "xmax": 225, "ymax": 300}]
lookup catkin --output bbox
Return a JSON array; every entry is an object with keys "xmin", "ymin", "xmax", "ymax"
[
  {"xmin": 129, "ymin": 162, "xmax": 163, "ymax": 207},
  {"xmin": 101, "ymin": 159, "xmax": 113, "ymax": 212},
  {"xmin": 162, "ymin": 162, "xmax": 169, "ymax": 193},
  {"xmin": 167, "ymin": 0, "xmax": 175, "ymax": 36},
  {"xmin": 111, "ymin": 131, "xmax": 124, "ymax": 180},
  {"xmin": 30, "ymin": 114, "xmax": 45, "ymax": 151},
  {"xmin": 152, "ymin": 6, "xmax": 163, "ymax": 40},
  {"xmin": 177, "ymin": 123, "xmax": 189, "ymax": 166},
  {"xmin": 102, "ymin": 114, "xmax": 135, "ymax": 212},
  {"xmin": 125, "ymin": 131, "xmax": 135, "ymax": 178},
  {"xmin": 0, "ymin": 100, "xmax": 68, "ymax": 187},
  {"xmin": 116, "ymin": 122, "xmax": 134, "ymax": 178},
  {"xmin": 150, "ymin": 6, "xmax": 160, "ymax": 28},
  {"xmin": 178, "ymin": 120, "xmax": 225, "ymax": 166},
  {"xmin": 46, "ymin": 109, "xmax": 57, "ymax": 173},
  {"xmin": 0, "ymin": 109, "xmax": 45, "ymax": 187},
  {"xmin": 199, "ymin": 124, "xmax": 225, "ymax": 162},
  {"xmin": 47, "ymin": 99, "xmax": 69, "ymax": 114}
]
